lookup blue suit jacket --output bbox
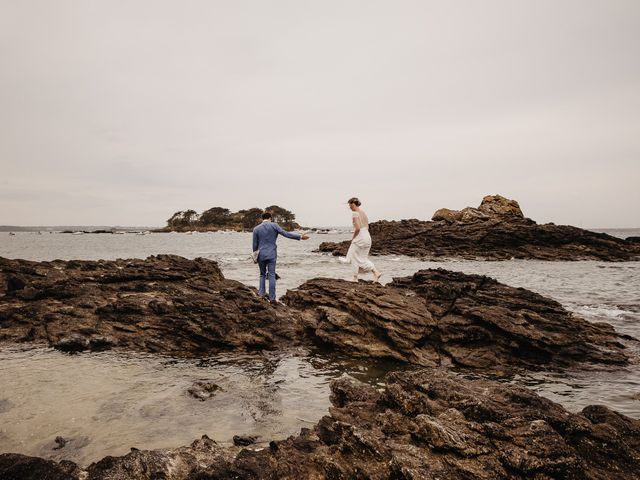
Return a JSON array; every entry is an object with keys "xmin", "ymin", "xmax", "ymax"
[{"xmin": 252, "ymin": 221, "xmax": 301, "ymax": 261}]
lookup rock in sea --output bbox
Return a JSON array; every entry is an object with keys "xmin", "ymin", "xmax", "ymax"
[{"xmin": 319, "ymin": 194, "xmax": 640, "ymax": 261}]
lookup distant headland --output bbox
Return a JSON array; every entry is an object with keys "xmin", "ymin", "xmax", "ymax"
[{"xmin": 155, "ymin": 205, "xmax": 301, "ymax": 233}]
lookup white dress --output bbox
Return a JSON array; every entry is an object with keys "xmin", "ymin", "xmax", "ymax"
[{"xmin": 343, "ymin": 211, "xmax": 375, "ymax": 274}]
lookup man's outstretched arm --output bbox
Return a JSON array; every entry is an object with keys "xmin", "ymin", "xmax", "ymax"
[{"xmin": 275, "ymin": 224, "xmax": 308, "ymax": 240}]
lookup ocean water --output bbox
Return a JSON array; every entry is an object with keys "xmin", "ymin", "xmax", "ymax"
[{"xmin": 0, "ymin": 229, "xmax": 639, "ymax": 465}]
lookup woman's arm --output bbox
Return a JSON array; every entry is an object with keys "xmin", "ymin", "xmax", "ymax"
[{"xmin": 352, "ymin": 215, "xmax": 361, "ymax": 240}]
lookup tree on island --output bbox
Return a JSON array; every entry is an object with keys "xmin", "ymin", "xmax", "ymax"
[
  {"xmin": 199, "ymin": 207, "xmax": 231, "ymax": 226},
  {"xmin": 167, "ymin": 210, "xmax": 199, "ymax": 229},
  {"xmin": 163, "ymin": 205, "xmax": 300, "ymax": 231},
  {"xmin": 265, "ymin": 205, "xmax": 296, "ymax": 226},
  {"xmin": 240, "ymin": 208, "xmax": 264, "ymax": 229}
]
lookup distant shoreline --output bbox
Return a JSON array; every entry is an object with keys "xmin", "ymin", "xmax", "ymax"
[
  {"xmin": 1, "ymin": 225, "xmax": 639, "ymax": 233},
  {"xmin": 0, "ymin": 225, "xmax": 159, "ymax": 233}
]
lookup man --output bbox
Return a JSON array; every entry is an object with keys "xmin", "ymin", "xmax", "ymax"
[{"xmin": 252, "ymin": 212, "xmax": 309, "ymax": 303}]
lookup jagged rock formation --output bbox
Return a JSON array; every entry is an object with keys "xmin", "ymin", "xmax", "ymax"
[
  {"xmin": 0, "ymin": 255, "xmax": 303, "ymax": 355},
  {"xmin": 282, "ymin": 269, "xmax": 632, "ymax": 370},
  {"xmin": 3, "ymin": 370, "xmax": 639, "ymax": 479},
  {"xmin": 0, "ymin": 257, "xmax": 633, "ymax": 371},
  {"xmin": 319, "ymin": 194, "xmax": 640, "ymax": 261}
]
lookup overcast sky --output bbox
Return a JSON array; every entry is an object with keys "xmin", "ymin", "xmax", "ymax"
[{"xmin": 1, "ymin": 0, "xmax": 639, "ymax": 228}]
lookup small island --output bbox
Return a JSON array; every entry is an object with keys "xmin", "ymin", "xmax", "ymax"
[{"xmin": 156, "ymin": 205, "xmax": 300, "ymax": 232}]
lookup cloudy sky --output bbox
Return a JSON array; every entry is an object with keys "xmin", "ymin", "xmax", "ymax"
[{"xmin": 1, "ymin": 0, "xmax": 639, "ymax": 227}]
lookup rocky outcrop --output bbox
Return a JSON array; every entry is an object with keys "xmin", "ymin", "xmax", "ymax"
[
  {"xmin": 1, "ymin": 256, "xmax": 633, "ymax": 370},
  {"xmin": 319, "ymin": 195, "xmax": 640, "ymax": 261},
  {"xmin": 3, "ymin": 370, "xmax": 639, "ymax": 479},
  {"xmin": 282, "ymin": 269, "xmax": 632, "ymax": 370},
  {"xmin": 0, "ymin": 255, "xmax": 303, "ymax": 355}
]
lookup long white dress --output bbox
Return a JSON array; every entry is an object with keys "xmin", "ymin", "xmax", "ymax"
[{"xmin": 343, "ymin": 211, "xmax": 375, "ymax": 274}]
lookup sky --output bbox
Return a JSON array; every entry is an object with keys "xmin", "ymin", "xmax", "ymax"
[{"xmin": 1, "ymin": 0, "xmax": 639, "ymax": 228}]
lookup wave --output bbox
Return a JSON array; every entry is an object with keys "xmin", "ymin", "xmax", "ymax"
[{"xmin": 572, "ymin": 304, "xmax": 637, "ymax": 320}]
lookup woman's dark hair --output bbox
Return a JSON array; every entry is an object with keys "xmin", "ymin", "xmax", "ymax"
[{"xmin": 347, "ymin": 197, "xmax": 361, "ymax": 207}]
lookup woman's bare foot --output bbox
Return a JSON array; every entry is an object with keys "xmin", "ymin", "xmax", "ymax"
[{"xmin": 373, "ymin": 270, "xmax": 382, "ymax": 283}]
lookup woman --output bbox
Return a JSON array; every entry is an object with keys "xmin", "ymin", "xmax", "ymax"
[{"xmin": 342, "ymin": 197, "xmax": 382, "ymax": 283}]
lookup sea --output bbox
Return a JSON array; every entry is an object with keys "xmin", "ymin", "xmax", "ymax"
[{"xmin": 0, "ymin": 228, "xmax": 639, "ymax": 465}]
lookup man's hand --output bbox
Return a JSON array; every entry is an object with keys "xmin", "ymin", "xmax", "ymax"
[{"xmin": 300, "ymin": 234, "xmax": 310, "ymax": 240}]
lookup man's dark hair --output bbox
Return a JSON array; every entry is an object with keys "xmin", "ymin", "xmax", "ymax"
[{"xmin": 262, "ymin": 212, "xmax": 272, "ymax": 220}]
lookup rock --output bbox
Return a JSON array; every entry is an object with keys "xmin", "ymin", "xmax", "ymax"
[
  {"xmin": 53, "ymin": 436, "xmax": 68, "ymax": 450},
  {"xmin": 232, "ymin": 434, "xmax": 259, "ymax": 446},
  {"xmin": 6, "ymin": 275, "xmax": 26, "ymax": 292},
  {"xmin": 8, "ymin": 371, "xmax": 639, "ymax": 479},
  {"xmin": 0, "ymin": 453, "xmax": 82, "ymax": 480},
  {"xmin": 1, "ymin": 255, "xmax": 632, "ymax": 372},
  {"xmin": 54, "ymin": 334, "xmax": 90, "ymax": 353},
  {"xmin": 85, "ymin": 435, "xmax": 236, "ymax": 480},
  {"xmin": 282, "ymin": 270, "xmax": 632, "ymax": 370},
  {"xmin": 459, "ymin": 206, "xmax": 489, "ymax": 223},
  {"xmin": 41, "ymin": 435, "xmax": 91, "ymax": 461},
  {"xmin": 431, "ymin": 207, "xmax": 462, "ymax": 223},
  {"xmin": 627, "ymin": 236, "xmax": 640, "ymax": 244},
  {"xmin": 478, "ymin": 194, "xmax": 524, "ymax": 217},
  {"xmin": 188, "ymin": 381, "xmax": 222, "ymax": 401},
  {"xmin": 319, "ymin": 195, "xmax": 640, "ymax": 261},
  {"xmin": 0, "ymin": 255, "xmax": 304, "ymax": 356}
]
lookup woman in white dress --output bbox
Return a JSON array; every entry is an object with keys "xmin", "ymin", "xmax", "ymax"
[{"xmin": 342, "ymin": 197, "xmax": 382, "ymax": 283}]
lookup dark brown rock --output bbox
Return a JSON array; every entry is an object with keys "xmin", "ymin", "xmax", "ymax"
[
  {"xmin": 0, "ymin": 453, "xmax": 82, "ymax": 480},
  {"xmin": 477, "ymin": 194, "xmax": 524, "ymax": 217},
  {"xmin": 319, "ymin": 195, "xmax": 640, "ymax": 261},
  {"xmin": 0, "ymin": 255, "xmax": 304, "ymax": 356},
  {"xmin": 232, "ymin": 435, "xmax": 259, "ymax": 446},
  {"xmin": 53, "ymin": 436, "xmax": 68, "ymax": 450},
  {"xmin": 2, "ymin": 255, "xmax": 632, "ymax": 371},
  {"xmin": 282, "ymin": 270, "xmax": 632, "ymax": 370},
  {"xmin": 85, "ymin": 436, "xmax": 235, "ymax": 480},
  {"xmin": 188, "ymin": 381, "xmax": 222, "ymax": 401},
  {"xmin": 8, "ymin": 371, "xmax": 639, "ymax": 479}
]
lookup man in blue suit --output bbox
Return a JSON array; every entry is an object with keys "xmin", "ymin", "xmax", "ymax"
[{"xmin": 252, "ymin": 212, "xmax": 309, "ymax": 302}]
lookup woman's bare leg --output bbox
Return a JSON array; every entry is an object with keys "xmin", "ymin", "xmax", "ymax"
[{"xmin": 373, "ymin": 268, "xmax": 382, "ymax": 283}]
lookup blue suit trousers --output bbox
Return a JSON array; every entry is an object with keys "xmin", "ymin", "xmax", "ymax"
[{"xmin": 258, "ymin": 258, "xmax": 277, "ymax": 300}]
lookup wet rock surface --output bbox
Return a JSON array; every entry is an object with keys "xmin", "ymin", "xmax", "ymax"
[
  {"xmin": 3, "ymin": 370, "xmax": 639, "ymax": 479},
  {"xmin": 0, "ymin": 255, "xmax": 304, "ymax": 355},
  {"xmin": 232, "ymin": 435, "xmax": 259, "ymax": 446},
  {"xmin": 319, "ymin": 195, "xmax": 640, "ymax": 261},
  {"xmin": 1, "ymin": 256, "xmax": 633, "ymax": 371},
  {"xmin": 187, "ymin": 381, "xmax": 223, "ymax": 401},
  {"xmin": 0, "ymin": 453, "xmax": 83, "ymax": 480},
  {"xmin": 282, "ymin": 269, "xmax": 632, "ymax": 370}
]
